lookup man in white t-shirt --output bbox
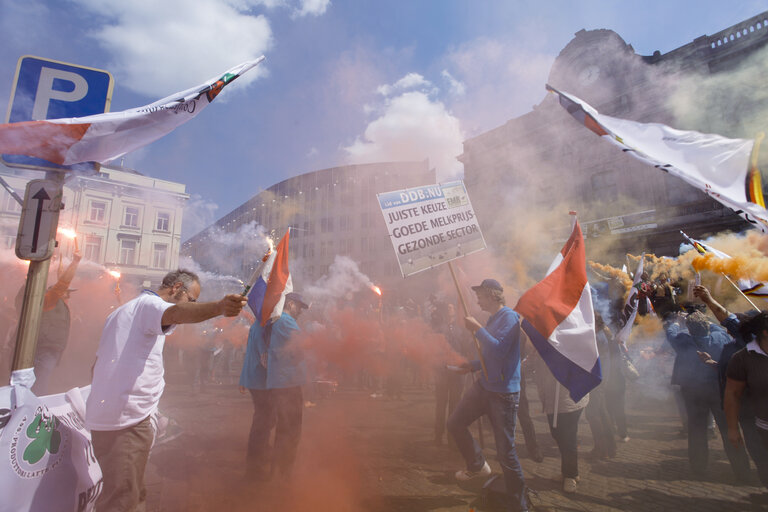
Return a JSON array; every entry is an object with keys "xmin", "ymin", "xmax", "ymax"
[{"xmin": 86, "ymin": 269, "xmax": 246, "ymax": 511}]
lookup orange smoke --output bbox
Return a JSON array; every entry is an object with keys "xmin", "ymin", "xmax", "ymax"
[
  {"xmin": 692, "ymin": 252, "xmax": 768, "ymax": 281},
  {"xmin": 629, "ymin": 314, "xmax": 664, "ymax": 345},
  {"xmin": 291, "ymin": 307, "xmax": 467, "ymax": 380},
  {"xmin": 588, "ymin": 261, "xmax": 632, "ymax": 289}
]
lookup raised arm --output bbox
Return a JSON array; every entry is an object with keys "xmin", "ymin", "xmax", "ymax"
[
  {"xmin": 161, "ymin": 294, "xmax": 246, "ymax": 326},
  {"xmin": 693, "ymin": 285, "xmax": 729, "ymax": 323}
]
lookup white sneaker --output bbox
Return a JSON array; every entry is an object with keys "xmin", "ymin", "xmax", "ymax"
[
  {"xmin": 455, "ymin": 461, "xmax": 491, "ymax": 481},
  {"xmin": 563, "ymin": 477, "xmax": 578, "ymax": 493}
]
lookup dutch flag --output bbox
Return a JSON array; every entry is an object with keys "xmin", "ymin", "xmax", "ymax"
[
  {"xmin": 514, "ymin": 220, "xmax": 601, "ymax": 402},
  {"xmin": 246, "ymin": 229, "xmax": 292, "ymax": 326}
]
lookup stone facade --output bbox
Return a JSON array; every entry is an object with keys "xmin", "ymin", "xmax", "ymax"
[
  {"xmin": 460, "ymin": 11, "xmax": 768, "ymax": 261},
  {"xmin": 0, "ymin": 164, "xmax": 188, "ymax": 286}
]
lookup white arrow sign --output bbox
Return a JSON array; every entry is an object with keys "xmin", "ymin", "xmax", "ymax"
[{"xmin": 16, "ymin": 179, "xmax": 63, "ymax": 260}]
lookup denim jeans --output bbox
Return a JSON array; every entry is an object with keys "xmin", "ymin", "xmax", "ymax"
[
  {"xmin": 447, "ymin": 381, "xmax": 527, "ymax": 512},
  {"xmin": 681, "ymin": 385, "xmax": 750, "ymax": 478},
  {"xmin": 546, "ymin": 408, "xmax": 583, "ymax": 478},
  {"xmin": 247, "ymin": 387, "xmax": 303, "ymax": 478}
]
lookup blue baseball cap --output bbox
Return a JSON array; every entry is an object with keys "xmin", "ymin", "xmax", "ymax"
[
  {"xmin": 471, "ymin": 279, "xmax": 503, "ymax": 293},
  {"xmin": 286, "ymin": 292, "xmax": 309, "ymax": 309}
]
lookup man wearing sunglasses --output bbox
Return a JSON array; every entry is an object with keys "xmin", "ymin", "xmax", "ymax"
[{"xmin": 86, "ymin": 269, "xmax": 247, "ymax": 512}]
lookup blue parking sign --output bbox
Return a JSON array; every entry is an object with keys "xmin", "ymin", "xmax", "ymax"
[{"xmin": 2, "ymin": 55, "xmax": 114, "ymax": 171}]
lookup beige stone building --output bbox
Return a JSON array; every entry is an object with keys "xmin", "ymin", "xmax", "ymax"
[{"xmin": 0, "ymin": 164, "xmax": 188, "ymax": 286}]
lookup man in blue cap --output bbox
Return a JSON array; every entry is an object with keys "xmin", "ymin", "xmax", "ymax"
[
  {"xmin": 447, "ymin": 278, "xmax": 528, "ymax": 512},
  {"xmin": 240, "ymin": 291, "xmax": 309, "ymax": 480}
]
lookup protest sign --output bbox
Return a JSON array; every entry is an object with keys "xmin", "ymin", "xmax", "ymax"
[{"xmin": 377, "ymin": 180, "xmax": 485, "ymax": 277}]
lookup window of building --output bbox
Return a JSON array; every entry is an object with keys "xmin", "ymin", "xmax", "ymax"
[
  {"xmin": 123, "ymin": 206, "xmax": 140, "ymax": 228},
  {"xmin": 156, "ymin": 211, "xmax": 170, "ymax": 232},
  {"xmin": 303, "ymin": 243, "xmax": 314, "ymax": 258},
  {"xmin": 84, "ymin": 236, "xmax": 102, "ymax": 261},
  {"xmin": 152, "ymin": 243, "xmax": 168, "ymax": 268},
  {"xmin": 320, "ymin": 241, "xmax": 327, "ymax": 258},
  {"xmin": 320, "ymin": 217, "xmax": 334, "ymax": 233},
  {"xmin": 3, "ymin": 234, "xmax": 14, "ymax": 249},
  {"xmin": 360, "ymin": 237, "xmax": 368, "ymax": 253},
  {"xmin": 339, "ymin": 215, "xmax": 352, "ymax": 231},
  {"xmin": 1, "ymin": 189, "xmax": 22, "ymax": 213},
  {"xmin": 360, "ymin": 212, "xmax": 370, "ymax": 229},
  {"xmin": 89, "ymin": 201, "xmax": 107, "ymax": 223},
  {"xmin": 119, "ymin": 239, "xmax": 137, "ymax": 265}
]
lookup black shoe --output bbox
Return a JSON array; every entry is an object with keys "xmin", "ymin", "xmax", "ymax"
[{"xmin": 529, "ymin": 449, "xmax": 544, "ymax": 463}]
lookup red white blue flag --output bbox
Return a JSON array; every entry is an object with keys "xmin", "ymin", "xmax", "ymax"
[
  {"xmin": 245, "ymin": 229, "xmax": 292, "ymax": 326},
  {"xmin": 515, "ymin": 221, "xmax": 600, "ymax": 402}
]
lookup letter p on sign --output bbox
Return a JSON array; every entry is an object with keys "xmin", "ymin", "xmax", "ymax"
[
  {"xmin": 3, "ymin": 55, "xmax": 113, "ymax": 171},
  {"xmin": 32, "ymin": 68, "xmax": 89, "ymax": 120}
]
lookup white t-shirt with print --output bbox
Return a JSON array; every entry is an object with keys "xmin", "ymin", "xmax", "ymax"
[{"xmin": 86, "ymin": 292, "xmax": 175, "ymax": 431}]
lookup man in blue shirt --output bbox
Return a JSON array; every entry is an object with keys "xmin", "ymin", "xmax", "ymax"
[
  {"xmin": 240, "ymin": 292, "xmax": 309, "ymax": 480},
  {"xmin": 665, "ymin": 309, "xmax": 742, "ymax": 478},
  {"xmin": 447, "ymin": 279, "xmax": 528, "ymax": 512}
]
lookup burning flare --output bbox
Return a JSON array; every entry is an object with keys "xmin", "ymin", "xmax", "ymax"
[
  {"xmin": 371, "ymin": 285, "xmax": 382, "ymax": 296},
  {"xmin": 57, "ymin": 227, "xmax": 77, "ymax": 239},
  {"xmin": 107, "ymin": 270, "xmax": 121, "ymax": 279}
]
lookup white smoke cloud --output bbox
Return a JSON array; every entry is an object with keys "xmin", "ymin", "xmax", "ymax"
[
  {"xmin": 443, "ymin": 36, "xmax": 555, "ymax": 135},
  {"xmin": 344, "ymin": 74, "xmax": 464, "ymax": 181},
  {"xmin": 182, "ymin": 193, "xmax": 219, "ymax": 240},
  {"xmin": 304, "ymin": 255, "xmax": 374, "ymax": 301},
  {"xmin": 71, "ymin": 0, "xmax": 273, "ymax": 97}
]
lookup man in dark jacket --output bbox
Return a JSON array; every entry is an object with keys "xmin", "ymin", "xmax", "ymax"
[{"xmin": 665, "ymin": 310, "xmax": 748, "ymax": 478}]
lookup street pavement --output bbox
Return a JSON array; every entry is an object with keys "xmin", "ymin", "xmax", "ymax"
[{"xmin": 145, "ymin": 381, "xmax": 768, "ymax": 512}]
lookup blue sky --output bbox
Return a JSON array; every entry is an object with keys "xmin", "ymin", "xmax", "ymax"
[{"xmin": 1, "ymin": 0, "xmax": 767, "ymax": 239}]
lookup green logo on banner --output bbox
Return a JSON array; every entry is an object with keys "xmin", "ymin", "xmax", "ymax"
[{"xmin": 23, "ymin": 413, "xmax": 61, "ymax": 464}]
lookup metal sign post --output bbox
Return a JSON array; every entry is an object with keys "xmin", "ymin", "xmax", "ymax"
[
  {"xmin": 3, "ymin": 56, "xmax": 111, "ymax": 376},
  {"xmin": 11, "ymin": 173, "xmax": 65, "ymax": 372}
]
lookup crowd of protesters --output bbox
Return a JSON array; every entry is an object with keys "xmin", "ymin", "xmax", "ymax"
[{"xmin": 4, "ymin": 253, "xmax": 768, "ymax": 512}]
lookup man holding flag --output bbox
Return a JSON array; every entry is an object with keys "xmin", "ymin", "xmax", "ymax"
[
  {"xmin": 514, "ymin": 218, "xmax": 601, "ymax": 493},
  {"xmin": 446, "ymin": 278, "xmax": 529, "ymax": 512},
  {"xmin": 86, "ymin": 270, "xmax": 247, "ymax": 512},
  {"xmin": 240, "ymin": 292, "xmax": 309, "ymax": 480},
  {"xmin": 239, "ymin": 229, "xmax": 309, "ymax": 480}
]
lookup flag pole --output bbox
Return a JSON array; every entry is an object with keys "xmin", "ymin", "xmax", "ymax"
[
  {"xmin": 552, "ymin": 382, "xmax": 560, "ymax": 428},
  {"xmin": 680, "ymin": 230, "xmax": 760, "ymax": 311},
  {"xmin": 722, "ymin": 274, "xmax": 760, "ymax": 311},
  {"xmin": 448, "ymin": 261, "xmax": 489, "ymax": 380}
]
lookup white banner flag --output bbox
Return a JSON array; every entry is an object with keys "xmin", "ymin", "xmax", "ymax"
[
  {"xmin": 0, "ymin": 57, "xmax": 264, "ymax": 166},
  {"xmin": 547, "ymin": 85, "xmax": 767, "ymax": 233},
  {"xmin": 0, "ymin": 380, "xmax": 101, "ymax": 512}
]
